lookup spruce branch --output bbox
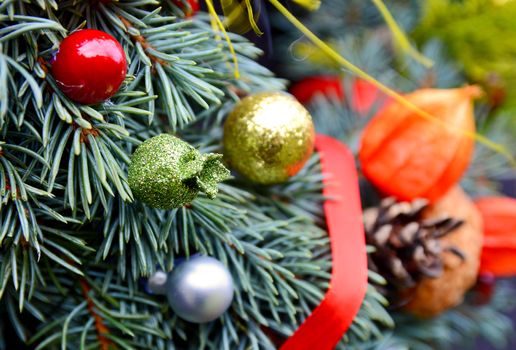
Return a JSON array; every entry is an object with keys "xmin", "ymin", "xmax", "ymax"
[
  {"xmin": 0, "ymin": 1, "xmax": 390, "ymax": 349},
  {"xmin": 117, "ymin": 14, "xmax": 168, "ymax": 67},
  {"xmin": 79, "ymin": 278, "xmax": 113, "ymax": 350},
  {"xmin": 0, "ymin": 14, "xmax": 65, "ymax": 42},
  {"xmin": 96, "ymin": 3, "xmax": 225, "ymax": 127}
]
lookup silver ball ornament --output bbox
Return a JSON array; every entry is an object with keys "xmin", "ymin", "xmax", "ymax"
[
  {"xmin": 166, "ymin": 256, "xmax": 234, "ymax": 323},
  {"xmin": 147, "ymin": 270, "xmax": 169, "ymax": 295}
]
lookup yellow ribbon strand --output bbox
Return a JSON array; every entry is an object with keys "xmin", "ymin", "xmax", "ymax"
[
  {"xmin": 223, "ymin": 0, "xmax": 249, "ymax": 33},
  {"xmin": 291, "ymin": 0, "xmax": 321, "ymax": 11},
  {"xmin": 205, "ymin": 0, "xmax": 241, "ymax": 78},
  {"xmin": 243, "ymin": 0, "xmax": 263, "ymax": 35},
  {"xmin": 267, "ymin": 0, "xmax": 515, "ymax": 166},
  {"xmin": 221, "ymin": 0, "xmax": 263, "ymax": 35},
  {"xmin": 371, "ymin": 0, "xmax": 433, "ymax": 68}
]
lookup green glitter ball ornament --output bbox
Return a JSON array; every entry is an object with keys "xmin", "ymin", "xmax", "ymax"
[
  {"xmin": 128, "ymin": 134, "xmax": 230, "ymax": 209},
  {"xmin": 223, "ymin": 92, "xmax": 315, "ymax": 185}
]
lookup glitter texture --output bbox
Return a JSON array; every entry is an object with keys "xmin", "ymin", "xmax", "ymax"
[
  {"xmin": 223, "ymin": 92, "xmax": 315, "ymax": 184},
  {"xmin": 128, "ymin": 134, "xmax": 230, "ymax": 209}
]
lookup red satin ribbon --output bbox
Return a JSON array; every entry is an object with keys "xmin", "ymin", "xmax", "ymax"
[{"xmin": 280, "ymin": 134, "xmax": 368, "ymax": 350}]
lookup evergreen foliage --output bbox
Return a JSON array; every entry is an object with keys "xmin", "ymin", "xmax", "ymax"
[
  {"xmin": 0, "ymin": 0, "xmax": 514, "ymax": 349},
  {"xmin": 0, "ymin": 1, "xmax": 392, "ymax": 349}
]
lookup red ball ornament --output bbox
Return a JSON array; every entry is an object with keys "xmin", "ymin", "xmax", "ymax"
[
  {"xmin": 289, "ymin": 76, "xmax": 387, "ymax": 114},
  {"xmin": 290, "ymin": 76, "xmax": 344, "ymax": 104},
  {"xmin": 51, "ymin": 29, "xmax": 127, "ymax": 104}
]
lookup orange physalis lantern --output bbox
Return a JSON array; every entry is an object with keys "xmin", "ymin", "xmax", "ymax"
[
  {"xmin": 476, "ymin": 196, "xmax": 516, "ymax": 277},
  {"xmin": 359, "ymin": 87, "xmax": 481, "ymax": 202}
]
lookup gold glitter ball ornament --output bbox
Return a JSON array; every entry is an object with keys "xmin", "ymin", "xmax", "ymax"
[
  {"xmin": 128, "ymin": 134, "xmax": 230, "ymax": 209},
  {"xmin": 223, "ymin": 92, "xmax": 315, "ymax": 184}
]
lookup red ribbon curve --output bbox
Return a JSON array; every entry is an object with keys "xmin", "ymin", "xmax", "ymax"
[{"xmin": 280, "ymin": 134, "xmax": 368, "ymax": 350}]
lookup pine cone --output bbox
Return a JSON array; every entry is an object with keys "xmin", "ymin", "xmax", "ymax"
[
  {"xmin": 404, "ymin": 187, "xmax": 483, "ymax": 317},
  {"xmin": 365, "ymin": 197, "xmax": 465, "ymax": 297},
  {"xmin": 365, "ymin": 187, "xmax": 483, "ymax": 317}
]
